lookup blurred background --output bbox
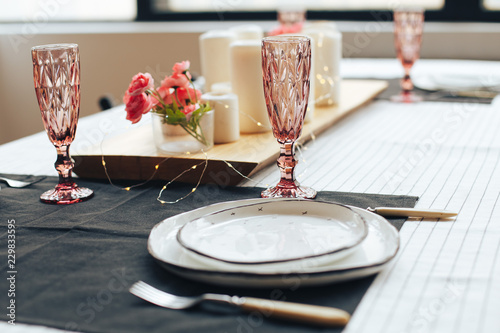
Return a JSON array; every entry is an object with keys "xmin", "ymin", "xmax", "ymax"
[{"xmin": 1, "ymin": 0, "xmax": 500, "ymax": 144}]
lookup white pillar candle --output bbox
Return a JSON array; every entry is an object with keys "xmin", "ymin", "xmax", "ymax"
[
  {"xmin": 302, "ymin": 28, "xmax": 342, "ymax": 106},
  {"xmin": 199, "ymin": 30, "xmax": 236, "ymax": 93},
  {"xmin": 230, "ymin": 40, "xmax": 270, "ymax": 133},
  {"xmin": 229, "ymin": 24, "xmax": 264, "ymax": 40},
  {"xmin": 201, "ymin": 92, "xmax": 240, "ymax": 144},
  {"xmin": 211, "ymin": 82, "xmax": 232, "ymax": 94}
]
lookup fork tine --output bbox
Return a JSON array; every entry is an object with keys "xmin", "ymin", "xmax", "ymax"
[
  {"xmin": 131, "ymin": 281, "xmax": 178, "ymax": 303},
  {"xmin": 131, "ymin": 282, "xmax": 168, "ymax": 303},
  {"xmin": 129, "ymin": 281, "xmax": 192, "ymax": 309}
]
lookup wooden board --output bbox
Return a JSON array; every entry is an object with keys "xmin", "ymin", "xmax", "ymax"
[{"xmin": 73, "ymin": 80, "xmax": 387, "ymax": 186}]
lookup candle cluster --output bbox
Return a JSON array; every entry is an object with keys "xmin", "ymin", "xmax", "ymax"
[{"xmin": 199, "ymin": 20, "xmax": 342, "ymax": 139}]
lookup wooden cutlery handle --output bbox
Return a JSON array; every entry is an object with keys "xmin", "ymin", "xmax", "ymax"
[
  {"xmin": 239, "ymin": 297, "xmax": 350, "ymax": 327},
  {"xmin": 373, "ymin": 207, "xmax": 457, "ymax": 218}
]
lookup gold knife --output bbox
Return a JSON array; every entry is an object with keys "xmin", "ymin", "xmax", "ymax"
[{"xmin": 367, "ymin": 207, "xmax": 457, "ymax": 219}]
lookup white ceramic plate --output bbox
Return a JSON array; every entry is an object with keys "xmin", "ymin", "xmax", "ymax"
[
  {"xmin": 413, "ymin": 73, "xmax": 500, "ymax": 91},
  {"xmin": 148, "ymin": 198, "xmax": 400, "ymax": 288},
  {"xmin": 177, "ymin": 200, "xmax": 367, "ymax": 266}
]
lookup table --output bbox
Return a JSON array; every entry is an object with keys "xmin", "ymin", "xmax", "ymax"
[{"xmin": 1, "ymin": 59, "xmax": 500, "ymax": 333}]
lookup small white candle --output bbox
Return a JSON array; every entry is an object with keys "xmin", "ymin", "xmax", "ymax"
[
  {"xmin": 303, "ymin": 27, "xmax": 342, "ymax": 106},
  {"xmin": 229, "ymin": 24, "xmax": 264, "ymax": 40},
  {"xmin": 201, "ymin": 92, "xmax": 240, "ymax": 144},
  {"xmin": 199, "ymin": 30, "xmax": 236, "ymax": 92},
  {"xmin": 230, "ymin": 40, "xmax": 270, "ymax": 133}
]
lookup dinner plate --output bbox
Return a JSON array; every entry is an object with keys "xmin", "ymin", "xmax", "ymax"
[
  {"xmin": 177, "ymin": 200, "xmax": 367, "ymax": 266},
  {"xmin": 148, "ymin": 198, "xmax": 400, "ymax": 288},
  {"xmin": 413, "ymin": 73, "xmax": 500, "ymax": 91}
]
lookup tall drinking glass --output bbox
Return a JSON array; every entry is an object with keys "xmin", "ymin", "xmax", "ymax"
[
  {"xmin": 391, "ymin": 8, "xmax": 425, "ymax": 103},
  {"xmin": 32, "ymin": 44, "xmax": 93, "ymax": 204},
  {"xmin": 261, "ymin": 35, "xmax": 316, "ymax": 199}
]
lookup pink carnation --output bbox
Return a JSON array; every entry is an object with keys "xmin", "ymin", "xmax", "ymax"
[
  {"xmin": 182, "ymin": 103, "xmax": 199, "ymax": 121},
  {"xmin": 172, "ymin": 61, "xmax": 190, "ymax": 75},
  {"xmin": 126, "ymin": 73, "xmax": 154, "ymax": 96},
  {"xmin": 177, "ymin": 87, "xmax": 201, "ymax": 106},
  {"xmin": 156, "ymin": 86, "xmax": 174, "ymax": 106},
  {"xmin": 125, "ymin": 93, "xmax": 154, "ymax": 124},
  {"xmin": 161, "ymin": 73, "xmax": 190, "ymax": 89}
]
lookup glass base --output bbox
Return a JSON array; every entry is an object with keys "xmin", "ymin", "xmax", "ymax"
[
  {"xmin": 390, "ymin": 92, "xmax": 423, "ymax": 103},
  {"xmin": 40, "ymin": 184, "xmax": 94, "ymax": 205},
  {"xmin": 152, "ymin": 111, "xmax": 214, "ymax": 156},
  {"xmin": 261, "ymin": 182, "xmax": 317, "ymax": 199}
]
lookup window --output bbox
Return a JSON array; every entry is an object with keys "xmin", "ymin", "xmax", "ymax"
[
  {"xmin": 138, "ymin": 0, "xmax": 500, "ymax": 22},
  {"xmin": 1, "ymin": 0, "xmax": 500, "ymax": 22},
  {"xmin": 157, "ymin": 0, "xmax": 444, "ymax": 12},
  {"xmin": 484, "ymin": 0, "xmax": 500, "ymax": 10},
  {"xmin": 0, "ymin": 0, "xmax": 136, "ymax": 22}
]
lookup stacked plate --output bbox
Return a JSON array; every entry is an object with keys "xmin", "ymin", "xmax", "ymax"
[{"xmin": 148, "ymin": 198, "xmax": 400, "ymax": 288}]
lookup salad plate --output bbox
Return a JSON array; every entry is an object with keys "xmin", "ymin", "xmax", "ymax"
[{"xmin": 177, "ymin": 200, "xmax": 367, "ymax": 267}]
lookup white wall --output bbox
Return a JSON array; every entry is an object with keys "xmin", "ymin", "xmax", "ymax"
[{"xmin": 1, "ymin": 21, "xmax": 500, "ymax": 144}]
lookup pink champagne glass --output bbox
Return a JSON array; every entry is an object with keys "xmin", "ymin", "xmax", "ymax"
[
  {"xmin": 261, "ymin": 35, "xmax": 316, "ymax": 199},
  {"xmin": 391, "ymin": 8, "xmax": 425, "ymax": 103},
  {"xmin": 32, "ymin": 44, "xmax": 93, "ymax": 204}
]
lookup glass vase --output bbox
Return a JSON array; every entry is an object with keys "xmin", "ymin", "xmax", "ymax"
[{"xmin": 151, "ymin": 110, "xmax": 214, "ymax": 155}]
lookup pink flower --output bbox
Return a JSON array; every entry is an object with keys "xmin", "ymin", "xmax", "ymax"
[
  {"xmin": 126, "ymin": 73, "xmax": 154, "ymax": 96},
  {"xmin": 181, "ymin": 103, "xmax": 199, "ymax": 121},
  {"xmin": 177, "ymin": 87, "xmax": 201, "ymax": 106},
  {"xmin": 172, "ymin": 61, "xmax": 190, "ymax": 75},
  {"xmin": 268, "ymin": 22, "xmax": 303, "ymax": 36},
  {"xmin": 156, "ymin": 86, "xmax": 174, "ymax": 106},
  {"xmin": 125, "ymin": 93, "xmax": 154, "ymax": 124},
  {"xmin": 161, "ymin": 73, "xmax": 190, "ymax": 89}
]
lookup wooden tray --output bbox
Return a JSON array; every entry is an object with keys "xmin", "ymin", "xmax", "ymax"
[{"xmin": 73, "ymin": 80, "xmax": 387, "ymax": 186}]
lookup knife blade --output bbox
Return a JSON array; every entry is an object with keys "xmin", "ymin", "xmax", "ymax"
[{"xmin": 367, "ymin": 207, "xmax": 457, "ymax": 219}]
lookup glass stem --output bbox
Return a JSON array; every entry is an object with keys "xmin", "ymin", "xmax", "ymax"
[
  {"xmin": 401, "ymin": 68, "xmax": 413, "ymax": 94},
  {"xmin": 277, "ymin": 141, "xmax": 297, "ymax": 186},
  {"xmin": 55, "ymin": 145, "xmax": 74, "ymax": 187}
]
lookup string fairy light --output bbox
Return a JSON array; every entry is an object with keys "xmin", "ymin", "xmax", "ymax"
[
  {"xmin": 239, "ymin": 110, "xmax": 272, "ymax": 130},
  {"xmin": 98, "ymin": 110, "xmax": 319, "ymax": 203},
  {"xmin": 99, "ymin": 132, "xmax": 171, "ymax": 190},
  {"xmin": 156, "ymin": 151, "xmax": 209, "ymax": 204}
]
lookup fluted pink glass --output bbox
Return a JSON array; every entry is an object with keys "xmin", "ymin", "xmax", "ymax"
[
  {"xmin": 32, "ymin": 44, "xmax": 93, "ymax": 204},
  {"xmin": 261, "ymin": 35, "xmax": 316, "ymax": 199},
  {"xmin": 391, "ymin": 9, "xmax": 425, "ymax": 103}
]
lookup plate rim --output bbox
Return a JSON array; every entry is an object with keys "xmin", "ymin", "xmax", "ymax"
[
  {"xmin": 147, "ymin": 198, "xmax": 400, "ymax": 279},
  {"xmin": 176, "ymin": 199, "xmax": 369, "ymax": 266}
]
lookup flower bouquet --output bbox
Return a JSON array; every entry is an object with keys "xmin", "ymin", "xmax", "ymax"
[{"xmin": 124, "ymin": 61, "xmax": 214, "ymax": 154}]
